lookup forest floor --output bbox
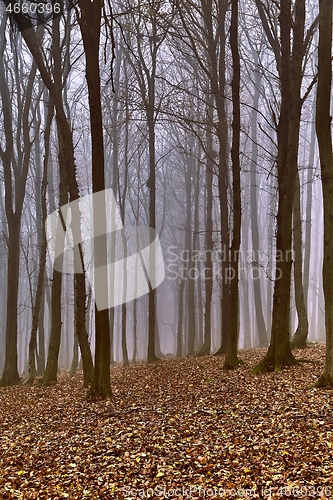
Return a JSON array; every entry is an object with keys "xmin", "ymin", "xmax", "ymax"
[{"xmin": 0, "ymin": 344, "xmax": 332, "ymax": 499}]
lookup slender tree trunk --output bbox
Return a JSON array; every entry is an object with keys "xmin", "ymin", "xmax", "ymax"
[
  {"xmin": 291, "ymin": 172, "xmax": 309, "ymax": 349},
  {"xmin": 212, "ymin": 0, "xmax": 230, "ymax": 356},
  {"xmin": 303, "ymin": 101, "xmax": 316, "ymax": 308},
  {"xmin": 132, "ymin": 297, "xmax": 138, "ymax": 363},
  {"xmin": 25, "ymin": 100, "xmax": 52, "ymax": 385},
  {"xmin": 79, "ymin": 0, "xmax": 111, "ymax": 397},
  {"xmin": 254, "ymin": 0, "xmax": 303, "ymax": 372},
  {"xmin": 223, "ymin": 0, "xmax": 241, "ymax": 369},
  {"xmin": 147, "ymin": 106, "xmax": 158, "ymax": 363},
  {"xmin": 184, "ymin": 159, "xmax": 195, "ymax": 356},
  {"xmin": 43, "ymin": 16, "xmax": 94, "ymax": 385},
  {"xmin": 42, "ymin": 177, "xmax": 67, "ymax": 384},
  {"xmin": 266, "ymin": 189, "xmax": 275, "ymax": 337},
  {"xmin": 176, "ymin": 278, "xmax": 185, "ymax": 357},
  {"xmin": 109, "ymin": 59, "xmax": 122, "ymax": 366},
  {"xmin": 41, "ymin": 20, "xmax": 65, "ymax": 383},
  {"xmin": 241, "ymin": 206, "xmax": 252, "ymax": 349},
  {"xmin": 74, "ymin": 272, "xmax": 94, "ymax": 386},
  {"xmin": 70, "ymin": 333, "xmax": 79, "ymax": 376},
  {"xmin": 250, "ymin": 61, "xmax": 268, "ymax": 346},
  {"xmin": 198, "ymin": 96, "xmax": 214, "ymax": 356},
  {"xmin": 315, "ymin": 0, "xmax": 333, "ymax": 386},
  {"xmin": 0, "ymin": 32, "xmax": 35, "ymax": 385},
  {"xmin": 193, "ymin": 111, "xmax": 203, "ymax": 354},
  {"xmin": 119, "ymin": 127, "xmax": 129, "ymax": 367},
  {"xmin": 1, "ymin": 216, "xmax": 21, "ymax": 385},
  {"xmin": 37, "ymin": 282, "xmax": 46, "ymax": 375},
  {"xmin": 14, "ymin": 20, "xmax": 94, "ymax": 386}
]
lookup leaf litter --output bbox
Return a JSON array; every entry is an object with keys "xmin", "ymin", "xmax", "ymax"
[{"xmin": 0, "ymin": 344, "xmax": 332, "ymax": 499}]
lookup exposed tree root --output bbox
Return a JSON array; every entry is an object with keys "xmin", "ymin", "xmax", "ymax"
[
  {"xmin": 86, "ymin": 379, "xmax": 113, "ymax": 400},
  {"xmin": 223, "ymin": 357, "xmax": 243, "ymax": 370},
  {"xmin": 314, "ymin": 372, "xmax": 333, "ymax": 388},
  {"xmin": 252, "ymin": 351, "xmax": 299, "ymax": 374},
  {"xmin": 0, "ymin": 374, "xmax": 21, "ymax": 387},
  {"xmin": 297, "ymin": 358, "xmax": 322, "ymax": 365},
  {"xmin": 290, "ymin": 327, "xmax": 309, "ymax": 349},
  {"xmin": 39, "ymin": 377, "xmax": 57, "ymax": 387},
  {"xmin": 197, "ymin": 344, "xmax": 211, "ymax": 357},
  {"xmin": 86, "ymin": 388, "xmax": 113, "ymax": 401},
  {"xmin": 24, "ymin": 374, "xmax": 36, "ymax": 386}
]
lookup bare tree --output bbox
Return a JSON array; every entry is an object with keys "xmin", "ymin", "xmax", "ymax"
[
  {"xmin": 254, "ymin": 0, "xmax": 309, "ymax": 372},
  {"xmin": 122, "ymin": 0, "xmax": 173, "ymax": 362},
  {"xmin": 79, "ymin": 0, "xmax": 112, "ymax": 397},
  {"xmin": 223, "ymin": 0, "xmax": 241, "ymax": 369},
  {"xmin": 25, "ymin": 94, "xmax": 53, "ymax": 384},
  {"xmin": 0, "ymin": 22, "xmax": 37, "ymax": 385}
]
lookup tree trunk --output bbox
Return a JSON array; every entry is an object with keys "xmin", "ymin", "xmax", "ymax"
[
  {"xmin": 42, "ymin": 165, "xmax": 66, "ymax": 384},
  {"xmin": 176, "ymin": 278, "xmax": 185, "ymax": 357},
  {"xmin": 25, "ymin": 100, "xmax": 51, "ymax": 385},
  {"xmin": 241, "ymin": 207, "xmax": 252, "ymax": 349},
  {"xmin": 70, "ymin": 333, "xmax": 79, "ymax": 377},
  {"xmin": 42, "ymin": 16, "xmax": 94, "ymax": 385},
  {"xmin": 16, "ymin": 18, "xmax": 94, "ymax": 387},
  {"xmin": 315, "ymin": 0, "xmax": 333, "ymax": 387},
  {"xmin": 249, "ymin": 58, "xmax": 268, "ymax": 346},
  {"xmin": 184, "ymin": 157, "xmax": 196, "ymax": 356},
  {"xmin": 291, "ymin": 172, "xmax": 309, "ymax": 349},
  {"xmin": 74, "ymin": 272, "xmax": 94, "ymax": 386},
  {"xmin": 37, "ymin": 283, "xmax": 46, "ymax": 375},
  {"xmin": 223, "ymin": 0, "xmax": 241, "ymax": 370},
  {"xmin": 147, "ymin": 106, "xmax": 158, "ymax": 363},
  {"xmin": 133, "ymin": 297, "xmax": 138, "ymax": 363},
  {"xmin": 254, "ymin": 0, "xmax": 304, "ymax": 372},
  {"xmin": 79, "ymin": 0, "xmax": 112, "ymax": 398},
  {"xmin": 210, "ymin": 0, "xmax": 229, "ymax": 356},
  {"xmin": 0, "ymin": 30, "xmax": 36, "ymax": 385},
  {"xmin": 198, "ymin": 97, "xmax": 214, "ymax": 357},
  {"xmin": 1, "ymin": 216, "xmax": 21, "ymax": 385},
  {"xmin": 303, "ymin": 100, "xmax": 316, "ymax": 308}
]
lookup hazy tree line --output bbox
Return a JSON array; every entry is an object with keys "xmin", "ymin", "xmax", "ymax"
[{"xmin": 0, "ymin": 0, "xmax": 331, "ymax": 396}]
